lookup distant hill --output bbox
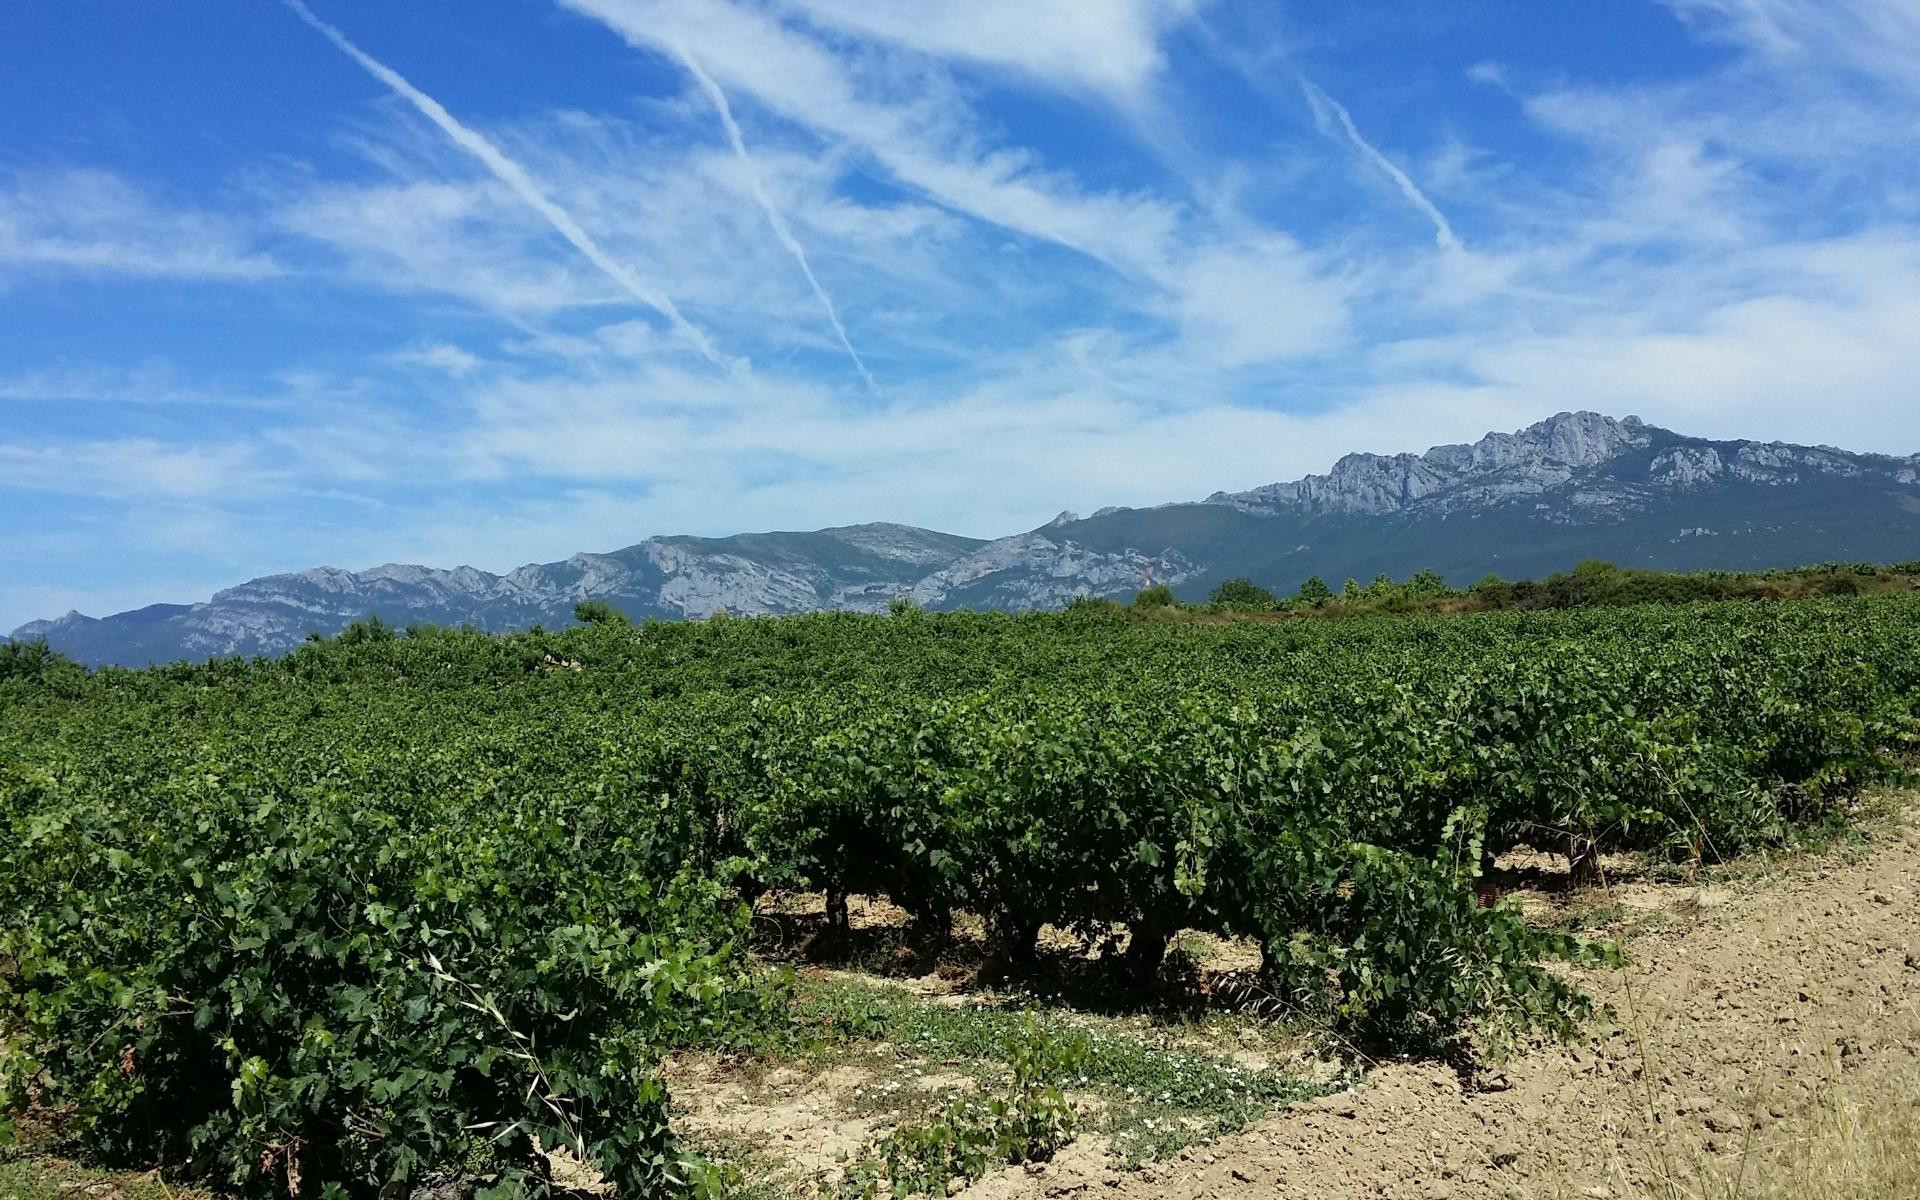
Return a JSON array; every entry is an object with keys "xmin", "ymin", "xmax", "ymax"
[{"xmin": 16, "ymin": 412, "xmax": 1920, "ymax": 667}]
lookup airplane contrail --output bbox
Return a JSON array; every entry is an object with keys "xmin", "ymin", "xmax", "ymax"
[
  {"xmin": 672, "ymin": 42, "xmax": 876, "ymax": 391},
  {"xmin": 283, "ymin": 0, "xmax": 737, "ymax": 369},
  {"xmin": 1301, "ymin": 80, "xmax": 1461, "ymax": 252}
]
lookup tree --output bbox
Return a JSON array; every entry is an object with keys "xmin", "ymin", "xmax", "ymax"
[
  {"xmin": 888, "ymin": 595, "xmax": 923, "ymax": 616},
  {"xmin": 1134, "ymin": 584, "xmax": 1175, "ymax": 609},
  {"xmin": 0, "ymin": 639, "xmax": 80, "ymax": 685},
  {"xmin": 1064, "ymin": 594, "xmax": 1121, "ymax": 615},
  {"xmin": 1298, "ymin": 575, "xmax": 1333, "ymax": 605},
  {"xmin": 573, "ymin": 599, "xmax": 630, "ymax": 626},
  {"xmin": 1209, "ymin": 577, "xmax": 1278, "ymax": 610},
  {"xmin": 336, "ymin": 616, "xmax": 395, "ymax": 645},
  {"xmin": 1407, "ymin": 569, "xmax": 1451, "ymax": 597}
]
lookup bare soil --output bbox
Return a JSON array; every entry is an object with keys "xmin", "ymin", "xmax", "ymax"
[{"xmin": 986, "ymin": 806, "xmax": 1920, "ymax": 1200}]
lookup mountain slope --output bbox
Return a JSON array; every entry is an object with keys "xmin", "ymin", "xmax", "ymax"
[
  {"xmin": 1064, "ymin": 412, "xmax": 1920, "ymax": 590},
  {"xmin": 16, "ymin": 412, "xmax": 1920, "ymax": 667},
  {"xmin": 9, "ymin": 523, "xmax": 991, "ymax": 666}
]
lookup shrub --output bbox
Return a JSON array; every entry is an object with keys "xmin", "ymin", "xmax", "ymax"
[
  {"xmin": 573, "ymin": 598, "xmax": 630, "ymax": 626},
  {"xmin": 0, "ymin": 641, "xmax": 84, "ymax": 692},
  {"xmin": 0, "ymin": 750, "xmax": 775, "ymax": 1196},
  {"xmin": 1208, "ymin": 578, "xmax": 1279, "ymax": 610}
]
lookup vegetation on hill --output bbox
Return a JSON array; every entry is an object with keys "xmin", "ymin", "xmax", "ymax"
[
  {"xmin": 1, "ymin": 579, "xmax": 1917, "ymax": 1196},
  {"xmin": 1133, "ymin": 559, "xmax": 1920, "ymax": 622}
]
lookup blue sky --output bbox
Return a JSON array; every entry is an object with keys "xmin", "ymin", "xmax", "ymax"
[{"xmin": 5, "ymin": 0, "xmax": 1920, "ymax": 629}]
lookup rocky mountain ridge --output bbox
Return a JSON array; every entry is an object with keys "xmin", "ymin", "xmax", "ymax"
[
  {"xmin": 1206, "ymin": 412, "xmax": 1918, "ymax": 518},
  {"xmin": 15, "ymin": 412, "xmax": 1920, "ymax": 667}
]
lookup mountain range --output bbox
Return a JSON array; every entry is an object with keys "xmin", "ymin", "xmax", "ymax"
[{"xmin": 14, "ymin": 411, "xmax": 1920, "ymax": 667}]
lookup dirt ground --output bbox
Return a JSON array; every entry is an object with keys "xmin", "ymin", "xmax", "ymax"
[
  {"xmin": 681, "ymin": 805, "xmax": 1920, "ymax": 1199},
  {"xmin": 975, "ymin": 807, "xmax": 1920, "ymax": 1200}
]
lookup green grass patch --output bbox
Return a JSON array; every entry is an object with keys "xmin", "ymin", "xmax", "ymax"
[
  {"xmin": 787, "ymin": 977, "xmax": 1334, "ymax": 1168},
  {"xmin": 0, "ymin": 1150, "xmax": 201, "ymax": 1200}
]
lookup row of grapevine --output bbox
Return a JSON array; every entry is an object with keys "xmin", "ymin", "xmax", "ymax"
[{"xmin": 2, "ymin": 595, "xmax": 1917, "ymax": 1195}]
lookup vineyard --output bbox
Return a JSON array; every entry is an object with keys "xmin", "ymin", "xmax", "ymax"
[{"xmin": 3, "ymin": 595, "xmax": 1919, "ymax": 1197}]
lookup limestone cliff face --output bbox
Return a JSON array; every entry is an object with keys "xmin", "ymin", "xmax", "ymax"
[
  {"xmin": 1206, "ymin": 412, "xmax": 1918, "ymax": 524},
  {"xmin": 1208, "ymin": 412, "xmax": 1653, "ymax": 516},
  {"xmin": 16, "ymin": 413, "xmax": 1920, "ymax": 666},
  {"xmin": 908, "ymin": 532, "xmax": 1195, "ymax": 611}
]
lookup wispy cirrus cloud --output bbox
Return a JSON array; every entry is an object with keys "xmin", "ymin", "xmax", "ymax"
[
  {"xmin": 283, "ymin": 0, "xmax": 735, "ymax": 369},
  {"xmin": 560, "ymin": 0, "xmax": 1365, "ymax": 370},
  {"xmin": 784, "ymin": 0, "xmax": 1194, "ymax": 102},
  {"xmin": 0, "ymin": 438, "xmax": 272, "ymax": 501},
  {"xmin": 279, "ymin": 178, "xmax": 613, "ymax": 314},
  {"xmin": 1663, "ymin": 0, "xmax": 1920, "ymax": 93},
  {"xmin": 387, "ymin": 342, "xmax": 483, "ymax": 377},
  {"xmin": 671, "ymin": 42, "xmax": 876, "ymax": 389},
  {"xmin": 558, "ymin": 0, "xmax": 1191, "ymax": 276},
  {"xmin": 0, "ymin": 169, "xmax": 279, "ymax": 282}
]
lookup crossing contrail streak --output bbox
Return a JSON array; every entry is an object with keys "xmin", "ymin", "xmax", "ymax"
[
  {"xmin": 284, "ymin": 0, "xmax": 736, "ymax": 369},
  {"xmin": 673, "ymin": 42, "xmax": 876, "ymax": 391},
  {"xmin": 1301, "ymin": 80, "xmax": 1461, "ymax": 252}
]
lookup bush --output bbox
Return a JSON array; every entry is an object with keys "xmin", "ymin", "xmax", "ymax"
[
  {"xmin": 1209, "ymin": 578, "xmax": 1279, "ymax": 610},
  {"xmin": 0, "ymin": 747, "xmax": 775, "ymax": 1196},
  {"xmin": 1252, "ymin": 839, "xmax": 1613, "ymax": 1052},
  {"xmin": 0, "ymin": 641, "xmax": 84, "ymax": 692},
  {"xmin": 1132, "ymin": 584, "xmax": 1175, "ymax": 609},
  {"xmin": 1062, "ymin": 595, "xmax": 1123, "ymax": 618},
  {"xmin": 573, "ymin": 598, "xmax": 630, "ymax": 625}
]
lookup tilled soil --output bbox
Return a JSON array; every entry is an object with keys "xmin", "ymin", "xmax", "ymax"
[{"xmin": 983, "ymin": 808, "xmax": 1920, "ymax": 1200}]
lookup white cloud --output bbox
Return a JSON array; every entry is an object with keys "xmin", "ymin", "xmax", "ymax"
[
  {"xmin": 558, "ymin": 0, "xmax": 1187, "ymax": 276},
  {"xmin": 1517, "ymin": 90, "xmax": 1757, "ymax": 248},
  {"xmin": 281, "ymin": 178, "xmax": 615, "ymax": 313},
  {"xmin": 283, "ymin": 0, "xmax": 734, "ymax": 368},
  {"xmin": 0, "ymin": 439, "xmax": 271, "ymax": 501},
  {"xmin": 276, "ymin": 117, "xmax": 982, "ymax": 372},
  {"xmin": 1664, "ymin": 0, "xmax": 1920, "ymax": 94},
  {"xmin": 0, "ymin": 169, "xmax": 279, "ymax": 282},
  {"xmin": 1163, "ymin": 237, "xmax": 1349, "ymax": 365},
  {"xmin": 1364, "ymin": 229, "xmax": 1920, "ymax": 455},
  {"xmin": 785, "ymin": 0, "xmax": 1194, "ymax": 102},
  {"xmin": 559, "ymin": 0, "xmax": 1366, "ymax": 374},
  {"xmin": 0, "ymin": 364, "xmax": 254, "ymax": 409},
  {"xmin": 389, "ymin": 343, "xmax": 484, "ymax": 377}
]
